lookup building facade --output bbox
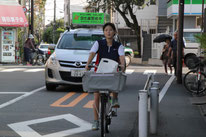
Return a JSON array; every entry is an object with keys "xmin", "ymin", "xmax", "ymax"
[
  {"xmin": 167, "ymin": 0, "xmax": 204, "ymax": 32},
  {"xmin": 0, "ymin": 0, "xmax": 28, "ymax": 63}
]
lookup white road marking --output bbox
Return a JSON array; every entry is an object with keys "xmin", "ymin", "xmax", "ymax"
[
  {"xmin": 0, "ymin": 68, "xmax": 26, "ymax": 72},
  {"xmin": 8, "ymin": 113, "xmax": 92, "ymax": 137},
  {"xmin": 0, "ymin": 86, "xmax": 45, "ymax": 109},
  {"xmin": 143, "ymin": 70, "xmax": 157, "ymax": 75},
  {"xmin": 126, "ymin": 69, "xmax": 134, "ymax": 74},
  {"xmin": 159, "ymin": 75, "xmax": 175, "ymax": 102},
  {"xmin": 24, "ymin": 69, "xmax": 44, "ymax": 72},
  {"xmin": 0, "ymin": 92, "xmax": 27, "ymax": 94}
]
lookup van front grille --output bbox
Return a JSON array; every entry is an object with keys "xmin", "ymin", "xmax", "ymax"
[
  {"xmin": 59, "ymin": 71, "xmax": 82, "ymax": 82},
  {"xmin": 59, "ymin": 60, "xmax": 87, "ymax": 68}
]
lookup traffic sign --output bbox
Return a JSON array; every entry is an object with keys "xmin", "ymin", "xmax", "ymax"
[
  {"xmin": 22, "ymin": 6, "xmax": 27, "ymax": 13},
  {"xmin": 72, "ymin": 12, "xmax": 106, "ymax": 25}
]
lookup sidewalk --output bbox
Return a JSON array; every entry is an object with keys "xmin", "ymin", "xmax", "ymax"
[{"xmin": 150, "ymin": 80, "xmax": 206, "ymax": 137}]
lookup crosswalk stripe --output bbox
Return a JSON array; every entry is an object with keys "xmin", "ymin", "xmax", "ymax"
[
  {"xmin": 0, "ymin": 68, "xmax": 44, "ymax": 72},
  {"xmin": 0, "ymin": 68, "xmax": 26, "ymax": 72},
  {"xmin": 126, "ymin": 69, "xmax": 134, "ymax": 74},
  {"xmin": 0, "ymin": 92, "xmax": 27, "ymax": 94},
  {"xmin": 24, "ymin": 69, "xmax": 44, "ymax": 72},
  {"xmin": 143, "ymin": 70, "xmax": 157, "ymax": 75}
]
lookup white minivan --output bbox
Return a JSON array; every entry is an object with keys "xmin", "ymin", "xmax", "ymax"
[
  {"xmin": 45, "ymin": 29, "xmax": 105, "ymax": 90},
  {"xmin": 183, "ymin": 28, "xmax": 201, "ymax": 55}
]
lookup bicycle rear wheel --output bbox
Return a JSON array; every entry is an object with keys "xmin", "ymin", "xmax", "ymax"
[
  {"xmin": 101, "ymin": 94, "xmax": 106, "ymax": 137},
  {"xmin": 184, "ymin": 70, "xmax": 206, "ymax": 94}
]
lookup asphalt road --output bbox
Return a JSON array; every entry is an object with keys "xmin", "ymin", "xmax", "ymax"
[{"xmin": 0, "ymin": 65, "xmax": 172, "ymax": 137}]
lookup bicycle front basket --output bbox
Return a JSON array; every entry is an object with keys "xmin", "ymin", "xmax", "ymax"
[{"xmin": 82, "ymin": 72, "xmax": 127, "ymax": 93}]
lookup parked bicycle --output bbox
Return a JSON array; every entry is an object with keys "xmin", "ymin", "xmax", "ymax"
[
  {"xmin": 82, "ymin": 65, "xmax": 126, "ymax": 137},
  {"xmin": 183, "ymin": 52, "xmax": 206, "ymax": 95},
  {"xmin": 31, "ymin": 49, "xmax": 46, "ymax": 65}
]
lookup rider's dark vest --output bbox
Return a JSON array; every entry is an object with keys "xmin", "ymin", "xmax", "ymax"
[{"xmin": 97, "ymin": 39, "xmax": 121, "ymax": 63}]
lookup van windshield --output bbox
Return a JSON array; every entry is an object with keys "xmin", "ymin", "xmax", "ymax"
[
  {"xmin": 57, "ymin": 33, "xmax": 104, "ymax": 50},
  {"xmin": 183, "ymin": 32, "xmax": 201, "ymax": 43}
]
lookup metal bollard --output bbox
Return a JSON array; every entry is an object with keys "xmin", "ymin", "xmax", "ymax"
[
  {"xmin": 149, "ymin": 87, "xmax": 158, "ymax": 134},
  {"xmin": 138, "ymin": 90, "xmax": 148, "ymax": 137},
  {"xmin": 152, "ymin": 82, "xmax": 159, "ymax": 89}
]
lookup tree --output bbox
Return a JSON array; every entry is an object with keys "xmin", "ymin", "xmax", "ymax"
[
  {"xmin": 87, "ymin": 0, "xmax": 154, "ymax": 57},
  {"xmin": 43, "ymin": 19, "xmax": 65, "ymax": 44}
]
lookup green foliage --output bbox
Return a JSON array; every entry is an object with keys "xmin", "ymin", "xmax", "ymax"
[
  {"xmin": 43, "ymin": 26, "xmax": 53, "ymax": 43},
  {"xmin": 42, "ymin": 19, "xmax": 65, "ymax": 44},
  {"xmin": 195, "ymin": 33, "xmax": 206, "ymax": 49},
  {"xmin": 195, "ymin": 33, "xmax": 206, "ymax": 57},
  {"xmin": 134, "ymin": 51, "xmax": 139, "ymax": 55}
]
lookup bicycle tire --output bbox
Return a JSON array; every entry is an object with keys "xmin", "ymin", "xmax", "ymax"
[
  {"xmin": 105, "ymin": 116, "xmax": 110, "ymax": 133},
  {"xmin": 184, "ymin": 70, "xmax": 206, "ymax": 94},
  {"xmin": 36, "ymin": 55, "xmax": 44, "ymax": 65},
  {"xmin": 101, "ymin": 94, "xmax": 106, "ymax": 137}
]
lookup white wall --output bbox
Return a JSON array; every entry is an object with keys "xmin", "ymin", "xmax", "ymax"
[{"xmin": 115, "ymin": 5, "xmax": 158, "ymax": 29}]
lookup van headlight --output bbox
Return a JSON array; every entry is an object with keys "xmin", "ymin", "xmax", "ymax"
[{"xmin": 48, "ymin": 54, "xmax": 58, "ymax": 65}]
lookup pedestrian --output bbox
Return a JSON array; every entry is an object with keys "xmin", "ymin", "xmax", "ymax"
[
  {"xmin": 24, "ymin": 34, "xmax": 35, "ymax": 65},
  {"xmin": 168, "ymin": 31, "xmax": 185, "ymax": 75},
  {"xmin": 85, "ymin": 23, "xmax": 125, "ymax": 130},
  {"xmin": 161, "ymin": 38, "xmax": 172, "ymax": 74}
]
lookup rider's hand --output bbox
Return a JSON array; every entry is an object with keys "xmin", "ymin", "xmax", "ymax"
[{"xmin": 85, "ymin": 64, "xmax": 90, "ymax": 71}]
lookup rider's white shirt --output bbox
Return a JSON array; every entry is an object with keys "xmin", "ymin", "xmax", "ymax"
[{"xmin": 90, "ymin": 41, "xmax": 125, "ymax": 56}]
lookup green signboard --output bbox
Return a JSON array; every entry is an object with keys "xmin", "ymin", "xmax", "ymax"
[{"xmin": 72, "ymin": 12, "xmax": 106, "ymax": 25}]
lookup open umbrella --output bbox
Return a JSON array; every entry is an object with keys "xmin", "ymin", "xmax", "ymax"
[{"xmin": 153, "ymin": 34, "xmax": 172, "ymax": 43}]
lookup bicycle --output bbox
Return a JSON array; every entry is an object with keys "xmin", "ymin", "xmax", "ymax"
[
  {"xmin": 31, "ymin": 49, "xmax": 46, "ymax": 65},
  {"xmin": 82, "ymin": 69, "xmax": 126, "ymax": 137},
  {"xmin": 183, "ymin": 52, "xmax": 206, "ymax": 95}
]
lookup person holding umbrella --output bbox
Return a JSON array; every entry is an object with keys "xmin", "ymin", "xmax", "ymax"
[
  {"xmin": 153, "ymin": 34, "xmax": 173, "ymax": 74},
  {"xmin": 161, "ymin": 38, "xmax": 173, "ymax": 74}
]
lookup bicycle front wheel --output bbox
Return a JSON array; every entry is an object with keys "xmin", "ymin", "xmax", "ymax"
[
  {"xmin": 101, "ymin": 94, "xmax": 106, "ymax": 137},
  {"xmin": 184, "ymin": 70, "xmax": 206, "ymax": 94}
]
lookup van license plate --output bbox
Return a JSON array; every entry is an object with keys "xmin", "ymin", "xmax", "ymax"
[{"xmin": 71, "ymin": 70, "xmax": 85, "ymax": 77}]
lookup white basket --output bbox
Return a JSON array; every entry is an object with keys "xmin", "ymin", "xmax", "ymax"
[{"xmin": 82, "ymin": 72, "xmax": 127, "ymax": 93}]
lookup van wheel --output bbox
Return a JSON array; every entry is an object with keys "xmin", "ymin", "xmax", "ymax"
[
  {"xmin": 125, "ymin": 55, "xmax": 131, "ymax": 67},
  {"xmin": 46, "ymin": 83, "xmax": 57, "ymax": 91}
]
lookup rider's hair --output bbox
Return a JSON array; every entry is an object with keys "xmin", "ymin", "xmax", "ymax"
[{"xmin": 103, "ymin": 22, "xmax": 116, "ymax": 32}]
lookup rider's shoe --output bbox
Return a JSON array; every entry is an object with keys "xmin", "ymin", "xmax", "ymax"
[
  {"xmin": 112, "ymin": 98, "xmax": 120, "ymax": 108},
  {"xmin": 92, "ymin": 120, "xmax": 99, "ymax": 130}
]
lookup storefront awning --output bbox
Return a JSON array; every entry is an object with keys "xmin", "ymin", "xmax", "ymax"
[{"xmin": 0, "ymin": 5, "xmax": 28, "ymax": 27}]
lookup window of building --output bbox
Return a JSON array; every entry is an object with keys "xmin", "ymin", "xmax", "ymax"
[
  {"xmin": 196, "ymin": 16, "xmax": 202, "ymax": 28},
  {"xmin": 149, "ymin": 29, "xmax": 156, "ymax": 34}
]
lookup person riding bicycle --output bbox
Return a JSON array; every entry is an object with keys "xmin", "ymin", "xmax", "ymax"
[
  {"xmin": 85, "ymin": 23, "xmax": 125, "ymax": 130},
  {"xmin": 24, "ymin": 34, "xmax": 36, "ymax": 66}
]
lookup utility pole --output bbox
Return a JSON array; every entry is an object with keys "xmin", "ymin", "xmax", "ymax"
[
  {"xmin": 31, "ymin": 0, "xmax": 34, "ymax": 35},
  {"xmin": 67, "ymin": 0, "xmax": 70, "ymax": 27},
  {"xmin": 204, "ymin": 8, "xmax": 206, "ymax": 33},
  {"xmin": 202, "ymin": 0, "xmax": 205, "ymax": 32},
  {"xmin": 176, "ymin": 0, "xmax": 184, "ymax": 84},
  {"xmin": 53, "ymin": 0, "xmax": 56, "ymax": 43},
  {"xmin": 28, "ymin": 0, "xmax": 30, "ymax": 36}
]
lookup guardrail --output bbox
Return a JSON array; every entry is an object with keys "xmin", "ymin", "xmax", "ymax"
[{"xmin": 138, "ymin": 73, "xmax": 159, "ymax": 137}]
